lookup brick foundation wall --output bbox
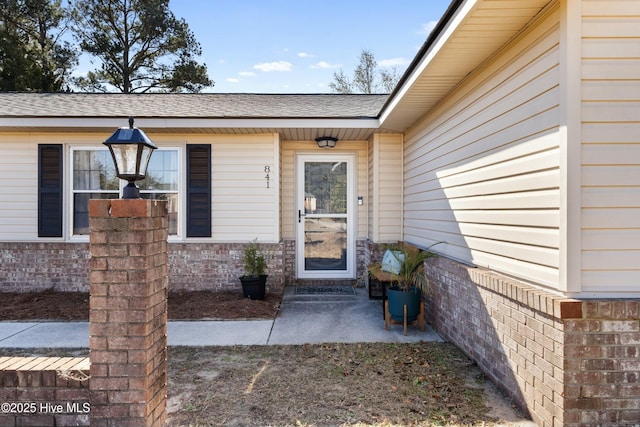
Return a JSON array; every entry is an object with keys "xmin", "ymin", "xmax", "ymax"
[
  {"xmin": 0, "ymin": 358, "xmax": 89, "ymax": 427},
  {"xmin": 425, "ymin": 255, "xmax": 640, "ymax": 427},
  {"xmin": 0, "ymin": 241, "xmax": 285, "ymax": 293},
  {"xmin": 0, "ymin": 243, "xmax": 89, "ymax": 292},
  {"xmin": 169, "ymin": 242, "xmax": 284, "ymax": 292},
  {"xmin": 283, "ymin": 239, "xmax": 296, "ymax": 285},
  {"xmin": 1, "ymin": 240, "xmax": 385, "ymax": 292},
  {"xmin": 564, "ymin": 301, "xmax": 640, "ymax": 426}
]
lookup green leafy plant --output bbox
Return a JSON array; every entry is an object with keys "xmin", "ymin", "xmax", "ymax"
[
  {"xmin": 241, "ymin": 238, "xmax": 267, "ymax": 278},
  {"xmin": 368, "ymin": 243, "xmax": 437, "ymax": 294}
]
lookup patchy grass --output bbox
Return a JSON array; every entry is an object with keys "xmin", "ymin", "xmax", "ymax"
[
  {"xmin": 167, "ymin": 343, "xmax": 503, "ymax": 427},
  {"xmin": 3, "ymin": 343, "xmax": 527, "ymax": 426}
]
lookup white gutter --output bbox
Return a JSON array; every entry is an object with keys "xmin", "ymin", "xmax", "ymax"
[{"xmin": 0, "ymin": 117, "xmax": 381, "ymax": 130}]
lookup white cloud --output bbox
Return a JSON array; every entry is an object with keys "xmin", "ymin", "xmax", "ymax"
[
  {"xmin": 253, "ymin": 61, "xmax": 293, "ymax": 72},
  {"xmin": 298, "ymin": 52, "xmax": 314, "ymax": 58},
  {"xmin": 226, "ymin": 78, "xmax": 240, "ymax": 83},
  {"xmin": 419, "ymin": 20, "xmax": 438, "ymax": 36},
  {"xmin": 239, "ymin": 71, "xmax": 256, "ymax": 77},
  {"xmin": 310, "ymin": 61, "xmax": 341, "ymax": 69},
  {"xmin": 378, "ymin": 57, "xmax": 410, "ymax": 68}
]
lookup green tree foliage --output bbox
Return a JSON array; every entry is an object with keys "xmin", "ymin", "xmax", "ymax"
[
  {"xmin": 329, "ymin": 49, "xmax": 401, "ymax": 94},
  {"xmin": 352, "ymin": 49, "xmax": 377, "ymax": 94},
  {"xmin": 72, "ymin": 0, "xmax": 212, "ymax": 93},
  {"xmin": 0, "ymin": 0, "xmax": 77, "ymax": 92}
]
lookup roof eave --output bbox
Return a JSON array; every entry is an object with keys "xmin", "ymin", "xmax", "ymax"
[{"xmin": 379, "ymin": 0, "xmax": 554, "ymax": 133}]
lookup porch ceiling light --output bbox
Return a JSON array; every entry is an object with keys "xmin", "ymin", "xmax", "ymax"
[
  {"xmin": 103, "ymin": 116, "xmax": 157, "ymax": 199},
  {"xmin": 315, "ymin": 136, "xmax": 338, "ymax": 149}
]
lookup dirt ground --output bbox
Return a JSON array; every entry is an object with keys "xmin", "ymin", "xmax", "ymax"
[
  {"xmin": 165, "ymin": 343, "xmax": 532, "ymax": 427},
  {"xmin": 2, "ymin": 344, "xmax": 530, "ymax": 427},
  {"xmin": 0, "ymin": 291, "xmax": 533, "ymax": 426},
  {"xmin": 0, "ymin": 290, "xmax": 280, "ymax": 321}
]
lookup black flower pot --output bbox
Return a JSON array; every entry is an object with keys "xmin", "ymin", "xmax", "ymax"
[{"xmin": 239, "ymin": 275, "xmax": 267, "ymax": 300}]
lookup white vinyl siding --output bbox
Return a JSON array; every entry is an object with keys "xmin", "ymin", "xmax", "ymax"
[
  {"xmin": 403, "ymin": 7, "xmax": 562, "ymax": 288},
  {"xmin": 209, "ymin": 134, "xmax": 279, "ymax": 242},
  {"xmin": 281, "ymin": 140, "xmax": 368, "ymax": 240},
  {"xmin": 368, "ymin": 133, "xmax": 403, "ymax": 242},
  {"xmin": 0, "ymin": 132, "xmax": 280, "ymax": 243},
  {"xmin": 0, "ymin": 139, "xmax": 38, "ymax": 240},
  {"xmin": 99, "ymin": 132, "xmax": 280, "ymax": 243},
  {"xmin": 580, "ymin": 0, "xmax": 640, "ymax": 295}
]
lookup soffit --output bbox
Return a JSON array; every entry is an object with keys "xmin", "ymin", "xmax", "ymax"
[
  {"xmin": 380, "ymin": 0, "xmax": 554, "ymax": 132},
  {"xmin": 0, "ymin": 124, "xmax": 383, "ymax": 141}
]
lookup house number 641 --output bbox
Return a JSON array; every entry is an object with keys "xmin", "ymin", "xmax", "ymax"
[{"xmin": 264, "ymin": 166, "xmax": 271, "ymax": 188}]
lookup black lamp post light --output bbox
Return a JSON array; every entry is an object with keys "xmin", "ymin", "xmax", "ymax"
[{"xmin": 103, "ymin": 117, "xmax": 157, "ymax": 199}]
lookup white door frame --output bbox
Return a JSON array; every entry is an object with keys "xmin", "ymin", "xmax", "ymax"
[{"xmin": 295, "ymin": 153, "xmax": 356, "ymax": 279}]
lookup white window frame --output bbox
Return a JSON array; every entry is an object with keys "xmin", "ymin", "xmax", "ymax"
[{"xmin": 68, "ymin": 146, "xmax": 182, "ymax": 240}]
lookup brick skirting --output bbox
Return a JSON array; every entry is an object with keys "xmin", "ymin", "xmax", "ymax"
[
  {"xmin": 425, "ymin": 255, "xmax": 640, "ymax": 427},
  {"xmin": 169, "ymin": 242, "xmax": 284, "ymax": 292},
  {"xmin": 0, "ymin": 243, "xmax": 90, "ymax": 292},
  {"xmin": 0, "ymin": 242, "xmax": 285, "ymax": 293},
  {"xmin": 0, "ymin": 240, "xmax": 380, "ymax": 292}
]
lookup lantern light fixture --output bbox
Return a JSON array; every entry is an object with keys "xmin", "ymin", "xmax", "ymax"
[
  {"xmin": 103, "ymin": 116, "xmax": 157, "ymax": 199},
  {"xmin": 315, "ymin": 136, "xmax": 338, "ymax": 149}
]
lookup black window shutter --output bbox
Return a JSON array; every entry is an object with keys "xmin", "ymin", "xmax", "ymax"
[
  {"xmin": 38, "ymin": 144, "xmax": 63, "ymax": 237},
  {"xmin": 186, "ymin": 144, "xmax": 211, "ymax": 237}
]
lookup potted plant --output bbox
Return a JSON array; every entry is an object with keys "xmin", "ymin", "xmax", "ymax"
[
  {"xmin": 368, "ymin": 243, "xmax": 435, "ymax": 326},
  {"xmin": 239, "ymin": 238, "xmax": 268, "ymax": 300}
]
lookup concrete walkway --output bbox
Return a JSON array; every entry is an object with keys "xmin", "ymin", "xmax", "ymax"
[{"xmin": 0, "ymin": 287, "xmax": 443, "ymax": 348}]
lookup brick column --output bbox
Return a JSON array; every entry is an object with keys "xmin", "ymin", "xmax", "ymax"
[{"xmin": 88, "ymin": 199, "xmax": 168, "ymax": 427}]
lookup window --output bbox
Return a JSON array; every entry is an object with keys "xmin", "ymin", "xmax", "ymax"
[
  {"xmin": 71, "ymin": 147, "xmax": 179, "ymax": 236},
  {"xmin": 138, "ymin": 149, "xmax": 179, "ymax": 235},
  {"xmin": 71, "ymin": 148, "xmax": 119, "ymax": 235}
]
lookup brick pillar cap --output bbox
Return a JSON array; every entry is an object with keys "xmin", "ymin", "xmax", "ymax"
[{"xmin": 89, "ymin": 199, "xmax": 167, "ymax": 218}]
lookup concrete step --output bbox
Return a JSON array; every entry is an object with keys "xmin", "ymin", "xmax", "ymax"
[{"xmin": 282, "ymin": 285, "xmax": 366, "ymax": 303}]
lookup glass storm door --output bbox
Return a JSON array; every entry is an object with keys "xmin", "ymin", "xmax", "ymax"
[{"xmin": 296, "ymin": 154, "xmax": 355, "ymax": 279}]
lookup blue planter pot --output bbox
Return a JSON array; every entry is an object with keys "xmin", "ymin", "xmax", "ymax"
[{"xmin": 387, "ymin": 286, "xmax": 421, "ymax": 322}]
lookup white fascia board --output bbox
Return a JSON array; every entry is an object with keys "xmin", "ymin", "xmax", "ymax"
[
  {"xmin": 378, "ymin": 0, "xmax": 478, "ymax": 126},
  {"xmin": 0, "ymin": 117, "xmax": 381, "ymax": 130}
]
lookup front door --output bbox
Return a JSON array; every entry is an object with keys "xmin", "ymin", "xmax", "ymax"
[{"xmin": 296, "ymin": 154, "xmax": 355, "ymax": 279}]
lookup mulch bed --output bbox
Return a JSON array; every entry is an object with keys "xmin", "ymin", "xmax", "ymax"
[{"xmin": 0, "ymin": 290, "xmax": 281, "ymax": 321}]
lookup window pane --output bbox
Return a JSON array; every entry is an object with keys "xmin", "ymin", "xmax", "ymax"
[
  {"xmin": 139, "ymin": 150, "xmax": 178, "ymax": 191},
  {"xmin": 304, "ymin": 161, "xmax": 347, "ymax": 214},
  {"xmin": 73, "ymin": 192, "xmax": 118, "ymax": 235},
  {"xmin": 304, "ymin": 217, "xmax": 347, "ymax": 270},
  {"xmin": 72, "ymin": 148, "xmax": 180, "ymax": 237},
  {"xmin": 73, "ymin": 150, "xmax": 118, "ymax": 191},
  {"xmin": 141, "ymin": 193, "xmax": 178, "ymax": 235}
]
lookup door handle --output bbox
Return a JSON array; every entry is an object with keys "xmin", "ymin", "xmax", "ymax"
[{"xmin": 298, "ymin": 210, "xmax": 306, "ymax": 223}]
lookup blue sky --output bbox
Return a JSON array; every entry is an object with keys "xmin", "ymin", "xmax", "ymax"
[{"xmin": 169, "ymin": 1, "xmax": 452, "ymax": 93}]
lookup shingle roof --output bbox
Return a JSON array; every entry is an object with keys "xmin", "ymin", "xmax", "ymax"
[{"xmin": 0, "ymin": 93, "xmax": 388, "ymax": 119}]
